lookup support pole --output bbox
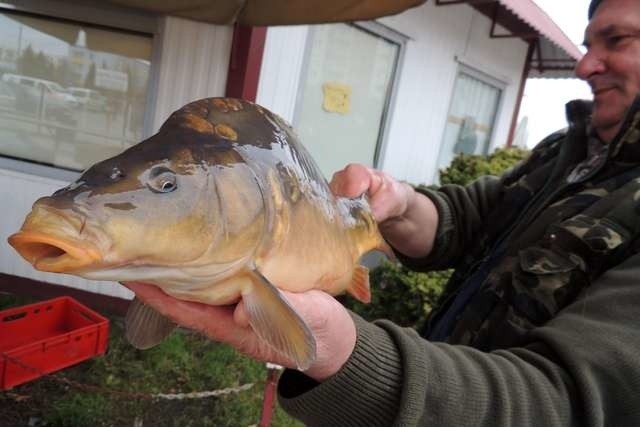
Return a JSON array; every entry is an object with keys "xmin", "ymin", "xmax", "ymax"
[
  {"xmin": 225, "ymin": 25, "xmax": 267, "ymax": 102},
  {"xmin": 259, "ymin": 364, "xmax": 282, "ymax": 427},
  {"xmin": 507, "ymin": 40, "xmax": 535, "ymax": 147}
]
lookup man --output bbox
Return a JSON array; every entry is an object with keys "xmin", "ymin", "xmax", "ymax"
[{"xmin": 126, "ymin": 0, "xmax": 640, "ymax": 424}]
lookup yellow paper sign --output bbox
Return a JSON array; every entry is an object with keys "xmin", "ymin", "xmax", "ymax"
[{"xmin": 322, "ymin": 82, "xmax": 351, "ymax": 114}]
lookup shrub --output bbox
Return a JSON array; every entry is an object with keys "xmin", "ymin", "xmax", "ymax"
[
  {"xmin": 439, "ymin": 147, "xmax": 530, "ymax": 186},
  {"xmin": 346, "ymin": 261, "xmax": 452, "ymax": 331}
]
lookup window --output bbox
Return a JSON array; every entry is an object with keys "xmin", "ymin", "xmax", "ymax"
[
  {"xmin": 294, "ymin": 22, "xmax": 403, "ymax": 178},
  {"xmin": 0, "ymin": 11, "xmax": 152, "ymax": 171},
  {"xmin": 435, "ymin": 66, "xmax": 504, "ymax": 181}
]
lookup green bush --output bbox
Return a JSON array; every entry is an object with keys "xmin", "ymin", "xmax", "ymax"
[
  {"xmin": 348, "ymin": 147, "xmax": 530, "ymax": 328},
  {"xmin": 439, "ymin": 147, "xmax": 530, "ymax": 186},
  {"xmin": 346, "ymin": 261, "xmax": 451, "ymax": 331}
]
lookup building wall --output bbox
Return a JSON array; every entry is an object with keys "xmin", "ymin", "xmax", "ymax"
[
  {"xmin": 257, "ymin": 1, "xmax": 528, "ymax": 185},
  {"xmin": 150, "ymin": 17, "xmax": 232, "ymax": 132},
  {"xmin": 0, "ymin": 14, "xmax": 232, "ymax": 298},
  {"xmin": 256, "ymin": 25, "xmax": 309, "ymax": 123}
]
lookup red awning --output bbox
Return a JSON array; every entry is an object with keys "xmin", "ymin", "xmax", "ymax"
[
  {"xmin": 436, "ymin": 0, "xmax": 583, "ymax": 78},
  {"xmin": 499, "ymin": 0, "xmax": 581, "ymax": 59},
  {"xmin": 499, "ymin": 0, "xmax": 582, "ymax": 77}
]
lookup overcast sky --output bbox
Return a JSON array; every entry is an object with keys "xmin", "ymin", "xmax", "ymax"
[{"xmin": 519, "ymin": 0, "xmax": 593, "ymax": 147}]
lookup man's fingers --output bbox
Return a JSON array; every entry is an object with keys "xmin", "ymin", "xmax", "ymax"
[
  {"xmin": 330, "ymin": 163, "xmax": 373, "ymax": 197},
  {"xmin": 122, "ymin": 281, "xmax": 240, "ymax": 341},
  {"xmin": 233, "ymin": 300, "xmax": 251, "ymax": 328}
]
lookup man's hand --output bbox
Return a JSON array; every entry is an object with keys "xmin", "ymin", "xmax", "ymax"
[
  {"xmin": 123, "ymin": 282, "xmax": 356, "ymax": 381},
  {"xmin": 330, "ymin": 163, "xmax": 439, "ymax": 258}
]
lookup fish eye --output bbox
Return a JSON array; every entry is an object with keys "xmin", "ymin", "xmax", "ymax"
[{"xmin": 147, "ymin": 166, "xmax": 177, "ymax": 194}]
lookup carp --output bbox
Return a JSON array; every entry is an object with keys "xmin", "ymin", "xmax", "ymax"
[{"xmin": 8, "ymin": 98, "xmax": 384, "ymax": 370}]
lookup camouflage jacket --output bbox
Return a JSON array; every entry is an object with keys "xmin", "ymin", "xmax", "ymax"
[{"xmin": 408, "ymin": 97, "xmax": 640, "ymax": 351}]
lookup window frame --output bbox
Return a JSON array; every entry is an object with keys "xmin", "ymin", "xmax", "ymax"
[
  {"xmin": 292, "ymin": 20, "xmax": 407, "ymax": 171},
  {"xmin": 0, "ymin": 0, "xmax": 159, "ymax": 182},
  {"xmin": 434, "ymin": 62, "xmax": 507, "ymax": 181}
]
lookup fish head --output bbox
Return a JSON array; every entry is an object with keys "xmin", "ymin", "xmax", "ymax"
[{"xmin": 8, "ymin": 127, "xmax": 267, "ymax": 282}]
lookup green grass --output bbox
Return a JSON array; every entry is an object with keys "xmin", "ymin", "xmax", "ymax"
[{"xmin": 0, "ymin": 293, "xmax": 303, "ymax": 427}]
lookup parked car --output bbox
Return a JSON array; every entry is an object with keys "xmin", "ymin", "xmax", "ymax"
[
  {"xmin": 0, "ymin": 80, "xmax": 16, "ymax": 111},
  {"xmin": 2, "ymin": 74, "xmax": 79, "ymax": 109},
  {"xmin": 2, "ymin": 73, "xmax": 80, "ymax": 126},
  {"xmin": 2, "ymin": 74, "xmax": 77, "ymax": 139},
  {"xmin": 67, "ymin": 87, "xmax": 107, "ymax": 111}
]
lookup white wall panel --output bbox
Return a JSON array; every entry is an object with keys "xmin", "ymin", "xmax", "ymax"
[
  {"xmin": 256, "ymin": 25, "xmax": 309, "ymax": 124},
  {"xmin": 151, "ymin": 17, "xmax": 233, "ymax": 132}
]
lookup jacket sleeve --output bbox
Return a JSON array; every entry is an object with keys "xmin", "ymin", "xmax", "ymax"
[
  {"xmin": 399, "ymin": 132, "xmax": 566, "ymax": 272},
  {"xmin": 396, "ymin": 175, "xmax": 505, "ymax": 271},
  {"xmin": 278, "ymin": 252, "xmax": 640, "ymax": 426}
]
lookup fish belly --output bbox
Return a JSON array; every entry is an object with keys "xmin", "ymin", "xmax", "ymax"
[
  {"xmin": 258, "ymin": 242, "xmax": 355, "ymax": 296},
  {"xmin": 164, "ymin": 273, "xmax": 252, "ymax": 306}
]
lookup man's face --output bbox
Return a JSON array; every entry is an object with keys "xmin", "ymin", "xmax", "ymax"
[{"xmin": 575, "ymin": 0, "xmax": 640, "ymax": 142}]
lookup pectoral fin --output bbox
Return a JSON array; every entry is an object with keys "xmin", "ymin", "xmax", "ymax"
[
  {"xmin": 347, "ymin": 265, "xmax": 371, "ymax": 304},
  {"xmin": 243, "ymin": 270, "xmax": 316, "ymax": 370},
  {"xmin": 125, "ymin": 297, "xmax": 177, "ymax": 349}
]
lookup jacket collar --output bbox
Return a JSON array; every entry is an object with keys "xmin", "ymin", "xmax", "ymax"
[
  {"xmin": 565, "ymin": 94, "xmax": 640, "ymax": 162},
  {"xmin": 609, "ymin": 95, "xmax": 640, "ymax": 160}
]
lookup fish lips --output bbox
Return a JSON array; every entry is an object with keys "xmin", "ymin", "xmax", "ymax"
[{"xmin": 8, "ymin": 231, "xmax": 102, "ymax": 273}]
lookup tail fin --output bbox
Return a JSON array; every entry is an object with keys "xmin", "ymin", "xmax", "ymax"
[
  {"xmin": 347, "ymin": 265, "xmax": 371, "ymax": 303},
  {"xmin": 338, "ymin": 195, "xmax": 386, "ymax": 257}
]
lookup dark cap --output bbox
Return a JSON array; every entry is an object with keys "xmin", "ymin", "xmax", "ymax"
[{"xmin": 588, "ymin": 0, "xmax": 603, "ymax": 19}]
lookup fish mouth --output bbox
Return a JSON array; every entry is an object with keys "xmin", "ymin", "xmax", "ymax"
[{"xmin": 8, "ymin": 231, "xmax": 102, "ymax": 272}]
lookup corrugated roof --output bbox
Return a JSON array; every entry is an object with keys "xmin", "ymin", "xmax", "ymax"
[
  {"xmin": 499, "ymin": 0, "xmax": 582, "ymax": 78},
  {"xmin": 500, "ymin": 0, "xmax": 581, "ymax": 59},
  {"xmin": 440, "ymin": 0, "xmax": 583, "ymax": 79},
  {"xmin": 528, "ymin": 38, "xmax": 581, "ymax": 79}
]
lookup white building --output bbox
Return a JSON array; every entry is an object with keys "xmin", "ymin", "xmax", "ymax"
[{"xmin": 0, "ymin": 0, "xmax": 580, "ymax": 307}]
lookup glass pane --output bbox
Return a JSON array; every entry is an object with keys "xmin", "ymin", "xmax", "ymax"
[
  {"xmin": 0, "ymin": 12, "xmax": 152, "ymax": 171},
  {"xmin": 295, "ymin": 23, "xmax": 399, "ymax": 178},
  {"xmin": 436, "ymin": 71, "xmax": 501, "ymax": 178}
]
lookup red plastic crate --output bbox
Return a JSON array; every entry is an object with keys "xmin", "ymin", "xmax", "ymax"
[{"xmin": 0, "ymin": 296, "xmax": 109, "ymax": 390}]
